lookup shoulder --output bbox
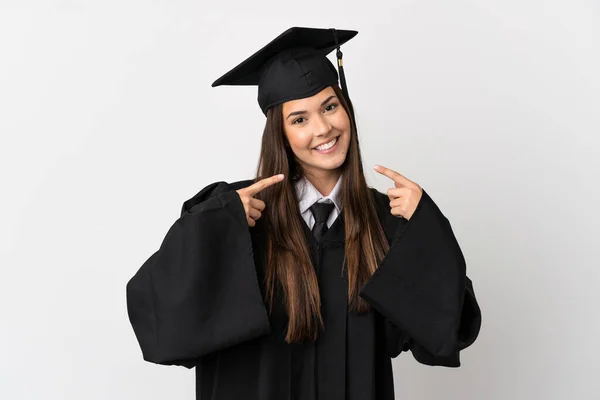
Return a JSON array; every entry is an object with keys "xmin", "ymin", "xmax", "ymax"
[
  {"xmin": 368, "ymin": 186, "xmax": 393, "ymax": 224},
  {"xmin": 369, "ymin": 187, "xmax": 388, "ymax": 204},
  {"xmin": 180, "ymin": 178, "xmax": 254, "ymax": 216},
  {"xmin": 368, "ymin": 187, "xmax": 391, "ymax": 214},
  {"xmin": 367, "ymin": 187, "xmax": 410, "ymax": 241}
]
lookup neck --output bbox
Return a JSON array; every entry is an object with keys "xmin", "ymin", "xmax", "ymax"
[{"xmin": 304, "ymin": 168, "xmax": 342, "ymax": 196}]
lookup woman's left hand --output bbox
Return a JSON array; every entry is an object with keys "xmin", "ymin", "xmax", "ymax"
[{"xmin": 374, "ymin": 164, "xmax": 423, "ymax": 220}]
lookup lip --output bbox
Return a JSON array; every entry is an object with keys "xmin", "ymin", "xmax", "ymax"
[{"xmin": 312, "ymin": 136, "xmax": 340, "ymax": 153}]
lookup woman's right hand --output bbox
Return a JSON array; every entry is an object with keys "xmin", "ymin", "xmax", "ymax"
[{"xmin": 235, "ymin": 174, "xmax": 285, "ymax": 227}]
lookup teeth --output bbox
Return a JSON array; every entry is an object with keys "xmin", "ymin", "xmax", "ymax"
[{"xmin": 315, "ymin": 137, "xmax": 338, "ymax": 151}]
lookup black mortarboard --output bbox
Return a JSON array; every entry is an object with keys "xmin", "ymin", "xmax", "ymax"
[{"xmin": 211, "ymin": 27, "xmax": 358, "ymax": 116}]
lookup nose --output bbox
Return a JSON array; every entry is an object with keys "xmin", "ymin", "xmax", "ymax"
[{"xmin": 312, "ymin": 114, "xmax": 332, "ymax": 137}]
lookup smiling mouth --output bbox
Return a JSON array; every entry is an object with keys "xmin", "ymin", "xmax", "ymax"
[{"xmin": 313, "ymin": 136, "xmax": 339, "ymax": 150}]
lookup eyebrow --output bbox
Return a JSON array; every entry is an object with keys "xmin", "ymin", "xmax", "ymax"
[{"xmin": 285, "ymin": 95, "xmax": 338, "ymax": 120}]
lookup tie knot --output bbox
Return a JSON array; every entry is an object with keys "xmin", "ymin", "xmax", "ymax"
[{"xmin": 309, "ymin": 202, "xmax": 335, "ymax": 223}]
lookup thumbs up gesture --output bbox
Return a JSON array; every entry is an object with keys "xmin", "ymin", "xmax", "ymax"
[{"xmin": 374, "ymin": 165, "xmax": 422, "ymax": 220}]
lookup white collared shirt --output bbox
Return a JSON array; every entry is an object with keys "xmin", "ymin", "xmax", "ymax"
[{"xmin": 294, "ymin": 174, "xmax": 343, "ymax": 230}]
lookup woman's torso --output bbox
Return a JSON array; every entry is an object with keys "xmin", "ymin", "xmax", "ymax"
[{"xmin": 194, "ymin": 180, "xmax": 399, "ymax": 400}]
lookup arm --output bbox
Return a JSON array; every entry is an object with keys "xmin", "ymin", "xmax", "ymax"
[
  {"xmin": 360, "ymin": 190, "xmax": 481, "ymax": 364},
  {"xmin": 126, "ymin": 182, "xmax": 270, "ymax": 368}
]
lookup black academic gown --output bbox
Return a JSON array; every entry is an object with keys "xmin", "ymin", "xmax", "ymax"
[{"xmin": 126, "ymin": 179, "xmax": 481, "ymax": 400}]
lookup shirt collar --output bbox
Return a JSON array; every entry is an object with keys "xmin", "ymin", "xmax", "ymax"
[{"xmin": 295, "ymin": 174, "xmax": 343, "ymax": 215}]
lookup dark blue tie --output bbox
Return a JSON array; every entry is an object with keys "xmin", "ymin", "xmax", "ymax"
[{"xmin": 309, "ymin": 202, "xmax": 335, "ymax": 242}]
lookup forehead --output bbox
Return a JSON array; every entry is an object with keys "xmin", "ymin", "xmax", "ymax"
[{"xmin": 282, "ymin": 86, "xmax": 336, "ymax": 111}]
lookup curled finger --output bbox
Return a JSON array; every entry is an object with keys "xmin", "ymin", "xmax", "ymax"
[{"xmin": 248, "ymin": 208, "xmax": 262, "ymax": 221}]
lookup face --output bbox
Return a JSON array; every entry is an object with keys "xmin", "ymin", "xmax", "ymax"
[{"xmin": 282, "ymin": 86, "xmax": 351, "ymax": 179}]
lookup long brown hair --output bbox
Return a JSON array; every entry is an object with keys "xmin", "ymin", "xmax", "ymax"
[{"xmin": 254, "ymin": 84, "xmax": 390, "ymax": 343}]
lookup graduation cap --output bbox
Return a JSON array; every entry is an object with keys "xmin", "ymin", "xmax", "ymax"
[{"xmin": 211, "ymin": 27, "xmax": 358, "ymax": 117}]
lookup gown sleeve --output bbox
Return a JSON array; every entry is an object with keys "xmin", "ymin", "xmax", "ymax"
[
  {"xmin": 126, "ymin": 181, "xmax": 270, "ymax": 368},
  {"xmin": 360, "ymin": 189, "xmax": 481, "ymax": 367}
]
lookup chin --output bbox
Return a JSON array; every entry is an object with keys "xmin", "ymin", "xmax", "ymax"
[{"xmin": 318, "ymin": 158, "xmax": 346, "ymax": 171}]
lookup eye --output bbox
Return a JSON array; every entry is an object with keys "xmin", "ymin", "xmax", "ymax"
[
  {"xmin": 292, "ymin": 117, "xmax": 305, "ymax": 124},
  {"xmin": 324, "ymin": 103, "xmax": 338, "ymax": 112}
]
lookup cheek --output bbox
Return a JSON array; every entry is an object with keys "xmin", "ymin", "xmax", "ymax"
[
  {"xmin": 331, "ymin": 111, "xmax": 351, "ymax": 134},
  {"xmin": 286, "ymin": 128, "xmax": 313, "ymax": 150}
]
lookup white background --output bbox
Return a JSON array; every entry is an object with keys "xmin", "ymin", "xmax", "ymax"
[{"xmin": 1, "ymin": 1, "xmax": 599, "ymax": 399}]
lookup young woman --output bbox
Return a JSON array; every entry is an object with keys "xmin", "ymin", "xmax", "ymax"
[{"xmin": 127, "ymin": 27, "xmax": 481, "ymax": 400}]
